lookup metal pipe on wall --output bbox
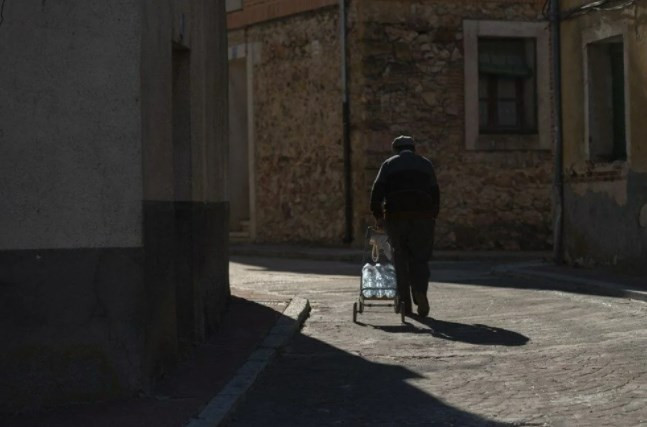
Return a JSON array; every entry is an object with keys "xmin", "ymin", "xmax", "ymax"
[
  {"xmin": 550, "ymin": 0, "xmax": 565, "ymax": 263},
  {"xmin": 340, "ymin": 0, "xmax": 353, "ymax": 243}
]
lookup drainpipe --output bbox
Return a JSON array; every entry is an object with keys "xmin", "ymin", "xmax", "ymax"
[
  {"xmin": 340, "ymin": 0, "xmax": 353, "ymax": 244},
  {"xmin": 550, "ymin": 0, "xmax": 565, "ymax": 264}
]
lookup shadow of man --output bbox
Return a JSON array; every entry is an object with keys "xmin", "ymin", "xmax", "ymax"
[
  {"xmin": 421, "ymin": 317, "xmax": 530, "ymax": 346},
  {"xmin": 364, "ymin": 317, "xmax": 530, "ymax": 347}
]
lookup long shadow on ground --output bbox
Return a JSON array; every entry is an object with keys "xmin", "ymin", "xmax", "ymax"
[
  {"xmin": 228, "ymin": 325, "xmax": 521, "ymax": 427},
  {"xmin": 361, "ymin": 317, "xmax": 530, "ymax": 346},
  {"xmin": 5, "ymin": 296, "xmax": 524, "ymax": 427}
]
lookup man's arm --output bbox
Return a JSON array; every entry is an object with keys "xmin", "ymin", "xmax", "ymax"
[
  {"xmin": 370, "ymin": 163, "xmax": 387, "ymax": 220},
  {"xmin": 428, "ymin": 165, "xmax": 440, "ymax": 219}
]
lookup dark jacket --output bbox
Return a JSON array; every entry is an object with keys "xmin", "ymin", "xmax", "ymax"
[{"xmin": 370, "ymin": 150, "xmax": 440, "ymax": 220}]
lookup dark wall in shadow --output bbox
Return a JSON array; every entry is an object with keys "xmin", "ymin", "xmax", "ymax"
[{"xmin": 2, "ymin": 297, "xmax": 280, "ymax": 427}]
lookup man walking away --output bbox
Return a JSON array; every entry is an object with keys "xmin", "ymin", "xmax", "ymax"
[{"xmin": 370, "ymin": 135, "xmax": 440, "ymax": 317}]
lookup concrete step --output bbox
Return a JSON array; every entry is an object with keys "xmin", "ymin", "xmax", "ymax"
[{"xmin": 229, "ymin": 231, "xmax": 251, "ymax": 243}]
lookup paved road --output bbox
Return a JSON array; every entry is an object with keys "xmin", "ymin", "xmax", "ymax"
[{"xmin": 227, "ymin": 257, "xmax": 647, "ymax": 426}]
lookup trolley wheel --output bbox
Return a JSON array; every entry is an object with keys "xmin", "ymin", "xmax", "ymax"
[
  {"xmin": 400, "ymin": 302, "xmax": 406, "ymax": 324},
  {"xmin": 353, "ymin": 302, "xmax": 358, "ymax": 323}
]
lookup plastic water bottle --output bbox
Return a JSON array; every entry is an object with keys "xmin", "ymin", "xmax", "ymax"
[
  {"xmin": 362, "ymin": 263, "xmax": 375, "ymax": 298},
  {"xmin": 377, "ymin": 282, "xmax": 385, "ymax": 299},
  {"xmin": 381, "ymin": 264, "xmax": 397, "ymax": 298},
  {"xmin": 375, "ymin": 263, "xmax": 386, "ymax": 298},
  {"xmin": 370, "ymin": 264, "xmax": 379, "ymax": 298}
]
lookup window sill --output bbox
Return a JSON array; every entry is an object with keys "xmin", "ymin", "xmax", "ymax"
[{"xmin": 566, "ymin": 160, "xmax": 628, "ymax": 183}]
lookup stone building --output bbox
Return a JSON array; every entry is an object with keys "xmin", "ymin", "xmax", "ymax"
[
  {"xmin": 559, "ymin": 0, "xmax": 647, "ymax": 272},
  {"xmin": 228, "ymin": 0, "xmax": 554, "ymax": 250},
  {"xmin": 0, "ymin": 0, "xmax": 229, "ymax": 410}
]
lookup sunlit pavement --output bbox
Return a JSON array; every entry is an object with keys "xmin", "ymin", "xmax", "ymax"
[{"xmin": 227, "ymin": 256, "xmax": 647, "ymax": 426}]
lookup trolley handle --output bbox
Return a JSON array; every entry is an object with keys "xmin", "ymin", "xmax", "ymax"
[{"xmin": 363, "ymin": 226, "xmax": 387, "ymax": 264}]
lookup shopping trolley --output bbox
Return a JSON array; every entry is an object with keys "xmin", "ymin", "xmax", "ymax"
[{"xmin": 352, "ymin": 227, "xmax": 405, "ymax": 323}]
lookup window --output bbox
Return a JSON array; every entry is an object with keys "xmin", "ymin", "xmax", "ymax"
[
  {"xmin": 586, "ymin": 36, "xmax": 626, "ymax": 162},
  {"xmin": 478, "ymin": 38, "xmax": 537, "ymax": 134},
  {"xmin": 463, "ymin": 20, "xmax": 550, "ymax": 151}
]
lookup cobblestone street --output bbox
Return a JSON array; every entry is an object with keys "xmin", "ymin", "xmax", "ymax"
[{"xmin": 227, "ymin": 256, "xmax": 647, "ymax": 426}]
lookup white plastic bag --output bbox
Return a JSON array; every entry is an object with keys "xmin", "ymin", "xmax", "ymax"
[{"xmin": 369, "ymin": 233, "xmax": 393, "ymax": 262}]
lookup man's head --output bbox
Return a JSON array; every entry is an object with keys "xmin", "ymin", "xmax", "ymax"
[{"xmin": 392, "ymin": 135, "xmax": 415, "ymax": 153}]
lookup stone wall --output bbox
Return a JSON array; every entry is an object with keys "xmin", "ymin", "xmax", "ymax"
[
  {"xmin": 229, "ymin": 0, "xmax": 554, "ymax": 249},
  {"xmin": 247, "ymin": 8, "xmax": 345, "ymax": 243},
  {"xmin": 351, "ymin": 0, "xmax": 554, "ymax": 250}
]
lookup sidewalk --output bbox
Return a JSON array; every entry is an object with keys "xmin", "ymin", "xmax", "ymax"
[
  {"xmin": 4, "ymin": 291, "xmax": 309, "ymax": 427},
  {"xmin": 231, "ymin": 243, "xmax": 646, "ymax": 303},
  {"xmin": 493, "ymin": 261, "xmax": 647, "ymax": 302}
]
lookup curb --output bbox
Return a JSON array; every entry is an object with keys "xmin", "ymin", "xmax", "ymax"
[
  {"xmin": 185, "ymin": 297, "xmax": 311, "ymax": 427},
  {"xmin": 492, "ymin": 263, "xmax": 647, "ymax": 303}
]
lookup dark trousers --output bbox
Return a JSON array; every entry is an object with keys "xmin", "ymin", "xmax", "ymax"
[{"xmin": 386, "ymin": 217, "xmax": 435, "ymax": 310}]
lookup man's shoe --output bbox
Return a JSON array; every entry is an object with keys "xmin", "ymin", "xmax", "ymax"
[{"xmin": 414, "ymin": 292, "xmax": 429, "ymax": 317}]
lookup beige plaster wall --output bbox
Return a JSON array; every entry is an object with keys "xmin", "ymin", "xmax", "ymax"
[
  {"xmin": 560, "ymin": 1, "xmax": 647, "ymax": 270},
  {"xmin": 561, "ymin": 0, "xmax": 647, "ymax": 173},
  {"xmin": 0, "ymin": 1, "xmax": 143, "ymax": 250}
]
